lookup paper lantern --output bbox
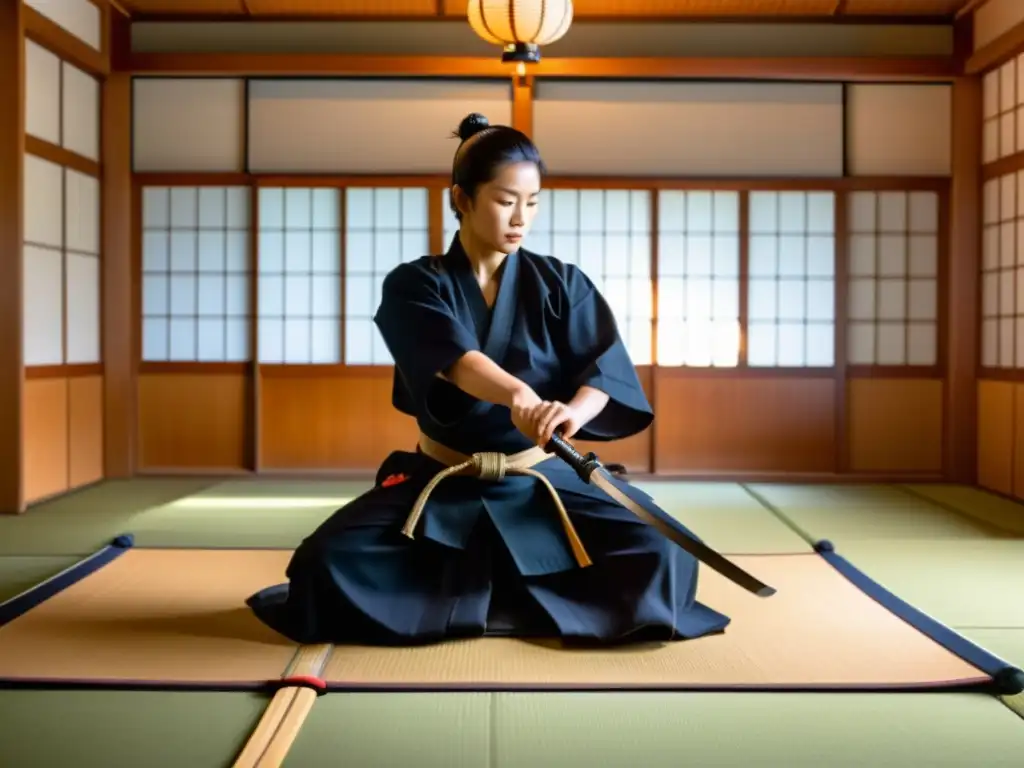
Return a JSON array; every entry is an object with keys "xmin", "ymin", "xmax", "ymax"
[{"xmin": 467, "ymin": 0, "xmax": 574, "ymax": 63}]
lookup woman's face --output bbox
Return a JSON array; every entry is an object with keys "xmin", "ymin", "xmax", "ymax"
[{"xmin": 457, "ymin": 161, "xmax": 542, "ymax": 254}]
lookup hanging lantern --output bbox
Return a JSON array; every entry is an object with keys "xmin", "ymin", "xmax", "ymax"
[{"xmin": 467, "ymin": 0, "xmax": 574, "ymax": 64}]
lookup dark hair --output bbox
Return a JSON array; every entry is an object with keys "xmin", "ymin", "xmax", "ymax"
[{"xmin": 450, "ymin": 113, "xmax": 546, "ymax": 222}]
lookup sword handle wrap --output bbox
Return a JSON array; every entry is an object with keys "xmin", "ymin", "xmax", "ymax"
[{"xmin": 545, "ymin": 432, "xmax": 602, "ymax": 483}]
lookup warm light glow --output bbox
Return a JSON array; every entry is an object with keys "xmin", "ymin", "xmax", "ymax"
[
  {"xmin": 467, "ymin": 0, "xmax": 574, "ymax": 47},
  {"xmin": 657, "ymin": 320, "xmax": 742, "ymax": 367}
]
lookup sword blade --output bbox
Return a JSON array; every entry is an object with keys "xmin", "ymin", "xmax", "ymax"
[{"xmin": 590, "ymin": 468, "xmax": 777, "ymax": 598}]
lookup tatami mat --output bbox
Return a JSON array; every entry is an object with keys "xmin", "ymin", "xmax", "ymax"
[
  {"xmin": 0, "ymin": 556, "xmax": 80, "ymax": 602},
  {"xmin": 745, "ymin": 483, "xmax": 1012, "ymax": 542},
  {"xmin": 488, "ymin": 691, "xmax": 1024, "ymax": 767},
  {"xmin": 963, "ymin": 629, "xmax": 1024, "ymax": 668},
  {"xmin": 826, "ymin": 540, "xmax": 1024, "ymax": 629},
  {"xmin": 0, "ymin": 690, "xmax": 265, "ymax": 768},
  {"xmin": 1, "ymin": 477, "xmax": 811, "ymax": 555},
  {"xmin": 0, "ymin": 547, "xmax": 1003, "ymax": 693},
  {"xmin": 284, "ymin": 691, "xmax": 1024, "ymax": 768},
  {"xmin": 286, "ymin": 693, "xmax": 491, "ymax": 767},
  {"xmin": 138, "ymin": 478, "xmax": 810, "ymax": 554},
  {"xmin": 320, "ymin": 552, "xmax": 989, "ymax": 690},
  {"xmin": 0, "ymin": 478, "xmax": 1023, "ymax": 767},
  {"xmin": 0, "ymin": 479, "xmax": 218, "ymax": 555},
  {"xmin": 0, "ymin": 549, "xmax": 296, "ymax": 688},
  {"xmin": 633, "ymin": 481, "xmax": 811, "ymax": 553},
  {"xmin": 904, "ymin": 484, "xmax": 1024, "ymax": 536}
]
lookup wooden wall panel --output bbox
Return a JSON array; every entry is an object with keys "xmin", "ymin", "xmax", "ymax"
[
  {"xmin": 977, "ymin": 379, "xmax": 1015, "ymax": 495},
  {"xmin": 258, "ymin": 367, "xmax": 653, "ymax": 475},
  {"xmin": 258, "ymin": 369, "xmax": 419, "ymax": 472},
  {"xmin": 68, "ymin": 374, "xmax": 104, "ymax": 487},
  {"xmin": 130, "ymin": 369, "xmax": 961, "ymax": 479},
  {"xmin": 1016, "ymin": 384, "xmax": 1024, "ymax": 501},
  {"xmin": 137, "ymin": 372, "xmax": 248, "ymax": 471},
  {"xmin": 23, "ymin": 373, "xmax": 105, "ymax": 504},
  {"xmin": 847, "ymin": 378, "xmax": 943, "ymax": 473},
  {"xmin": 651, "ymin": 374, "xmax": 836, "ymax": 474},
  {"xmin": 23, "ymin": 378, "xmax": 69, "ymax": 503}
]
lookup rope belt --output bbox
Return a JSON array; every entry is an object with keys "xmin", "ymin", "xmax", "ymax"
[{"xmin": 399, "ymin": 433, "xmax": 593, "ymax": 569}]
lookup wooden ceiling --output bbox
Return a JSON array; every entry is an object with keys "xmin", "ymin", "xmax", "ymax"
[{"xmin": 116, "ymin": 0, "xmax": 973, "ymax": 22}]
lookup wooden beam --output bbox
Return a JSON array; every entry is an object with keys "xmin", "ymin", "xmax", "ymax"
[
  {"xmin": 534, "ymin": 56, "xmax": 956, "ymax": 81},
  {"xmin": 102, "ymin": 12, "xmax": 135, "ymax": 479},
  {"xmin": 965, "ymin": 16, "xmax": 1024, "ymax": 73},
  {"xmin": 945, "ymin": 76, "xmax": 982, "ymax": 483},
  {"xmin": 0, "ymin": 0, "xmax": 24, "ymax": 514},
  {"xmin": 25, "ymin": 136, "xmax": 101, "ymax": 178},
  {"xmin": 127, "ymin": 12, "xmax": 958, "ymax": 25},
  {"xmin": 22, "ymin": 6, "xmax": 108, "ymax": 77},
  {"xmin": 956, "ymin": 0, "xmax": 990, "ymax": 19},
  {"xmin": 127, "ymin": 53, "xmax": 957, "ymax": 81}
]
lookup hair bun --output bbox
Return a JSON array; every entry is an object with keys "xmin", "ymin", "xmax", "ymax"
[{"xmin": 457, "ymin": 113, "xmax": 490, "ymax": 141}]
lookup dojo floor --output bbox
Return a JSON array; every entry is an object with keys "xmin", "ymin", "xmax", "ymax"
[{"xmin": 0, "ymin": 478, "xmax": 1023, "ymax": 767}]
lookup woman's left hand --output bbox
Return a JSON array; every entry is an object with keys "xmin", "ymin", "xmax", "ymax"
[{"xmin": 522, "ymin": 400, "xmax": 582, "ymax": 447}]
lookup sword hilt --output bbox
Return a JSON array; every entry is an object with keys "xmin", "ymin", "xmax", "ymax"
[{"xmin": 545, "ymin": 432, "xmax": 602, "ymax": 483}]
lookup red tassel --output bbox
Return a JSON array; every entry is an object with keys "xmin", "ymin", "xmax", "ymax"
[{"xmin": 381, "ymin": 473, "xmax": 409, "ymax": 488}]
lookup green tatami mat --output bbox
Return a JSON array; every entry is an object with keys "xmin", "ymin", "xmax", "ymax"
[
  {"xmin": 286, "ymin": 693, "xmax": 490, "ymax": 767},
  {"xmin": 904, "ymin": 484, "xmax": 1024, "ymax": 536},
  {"xmin": 961, "ymin": 629, "xmax": 1024, "ymax": 668},
  {"xmin": 0, "ymin": 479, "xmax": 217, "ymax": 556},
  {"xmin": 824, "ymin": 540, "xmax": 1024, "ymax": 628},
  {"xmin": 286, "ymin": 692, "xmax": 1024, "ymax": 768},
  {"xmin": 632, "ymin": 481, "xmax": 811, "ymax": 553},
  {"xmin": 187, "ymin": 477, "xmax": 372, "ymax": 500},
  {"xmin": 745, "ymin": 483, "xmax": 1010, "ymax": 543},
  {"xmin": 172, "ymin": 478, "xmax": 809, "ymax": 554},
  {"xmin": 125, "ymin": 478, "xmax": 364, "ymax": 548},
  {"xmin": 72, "ymin": 478, "xmax": 810, "ymax": 554},
  {"xmin": 0, "ymin": 556, "xmax": 81, "ymax": 602},
  {"xmin": 0, "ymin": 690, "xmax": 266, "ymax": 768}
]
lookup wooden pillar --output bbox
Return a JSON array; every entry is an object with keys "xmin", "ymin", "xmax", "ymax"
[
  {"xmin": 0, "ymin": 1, "xmax": 25, "ymax": 514},
  {"xmin": 512, "ymin": 73, "xmax": 533, "ymax": 137},
  {"xmin": 102, "ymin": 11, "xmax": 135, "ymax": 478},
  {"xmin": 946, "ymin": 75, "xmax": 982, "ymax": 484}
]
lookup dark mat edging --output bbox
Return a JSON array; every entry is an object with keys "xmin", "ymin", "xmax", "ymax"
[
  {"xmin": 0, "ymin": 534, "xmax": 135, "ymax": 629},
  {"xmin": 814, "ymin": 538, "xmax": 1024, "ymax": 697}
]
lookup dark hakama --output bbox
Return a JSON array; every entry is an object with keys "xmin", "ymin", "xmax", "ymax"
[{"xmin": 247, "ymin": 237, "xmax": 731, "ymax": 646}]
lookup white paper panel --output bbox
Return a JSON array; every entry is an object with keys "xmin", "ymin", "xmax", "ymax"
[
  {"xmin": 141, "ymin": 185, "xmax": 253, "ymax": 362},
  {"xmin": 133, "ymin": 79, "xmax": 246, "ymax": 172},
  {"xmin": 258, "ymin": 187, "xmax": 343, "ymax": 364},
  {"xmin": 24, "ymin": 0, "xmax": 102, "ymax": 50},
  {"xmin": 25, "ymin": 41, "xmax": 60, "ymax": 145},
  {"xmin": 23, "ymin": 245, "xmax": 64, "ymax": 366},
  {"xmin": 746, "ymin": 192, "xmax": 836, "ymax": 367},
  {"xmin": 248, "ymin": 79, "xmax": 513, "ymax": 174},
  {"xmin": 65, "ymin": 253, "xmax": 100, "ymax": 363},
  {"xmin": 65, "ymin": 169, "xmax": 100, "ymax": 255},
  {"xmin": 533, "ymin": 81, "xmax": 843, "ymax": 177},
  {"xmin": 974, "ymin": 0, "xmax": 1024, "ymax": 52},
  {"xmin": 656, "ymin": 190, "xmax": 739, "ymax": 367},
  {"xmin": 62, "ymin": 62, "xmax": 100, "ymax": 161},
  {"xmin": 845, "ymin": 191, "xmax": 940, "ymax": 366},
  {"xmin": 845, "ymin": 85, "xmax": 951, "ymax": 177},
  {"xmin": 23, "ymin": 154, "xmax": 63, "ymax": 248}
]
